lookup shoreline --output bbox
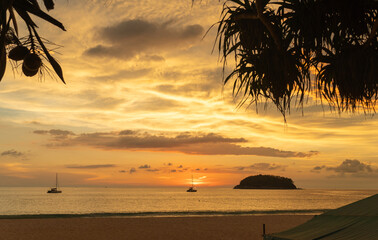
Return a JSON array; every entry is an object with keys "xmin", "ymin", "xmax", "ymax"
[
  {"xmin": 0, "ymin": 214, "xmax": 314, "ymax": 240},
  {"xmin": 0, "ymin": 209, "xmax": 326, "ymax": 219}
]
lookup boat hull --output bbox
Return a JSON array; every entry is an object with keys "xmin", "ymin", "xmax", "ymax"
[
  {"xmin": 187, "ymin": 187, "xmax": 197, "ymax": 192},
  {"xmin": 47, "ymin": 190, "xmax": 62, "ymax": 193},
  {"xmin": 47, "ymin": 187, "xmax": 62, "ymax": 193}
]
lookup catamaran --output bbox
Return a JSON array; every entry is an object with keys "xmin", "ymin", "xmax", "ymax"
[
  {"xmin": 187, "ymin": 175, "xmax": 197, "ymax": 192},
  {"xmin": 47, "ymin": 173, "xmax": 62, "ymax": 193}
]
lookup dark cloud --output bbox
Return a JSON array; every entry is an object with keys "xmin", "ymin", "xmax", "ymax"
[
  {"xmin": 33, "ymin": 130, "xmax": 47, "ymax": 135},
  {"xmin": 48, "ymin": 130, "xmax": 74, "ymax": 136},
  {"xmin": 129, "ymin": 168, "xmax": 136, "ymax": 174},
  {"xmin": 34, "ymin": 129, "xmax": 75, "ymax": 138},
  {"xmin": 1, "ymin": 149, "xmax": 24, "ymax": 158},
  {"xmin": 73, "ymin": 132, "xmax": 246, "ymax": 149},
  {"xmin": 28, "ymin": 121, "xmax": 42, "ymax": 125},
  {"xmin": 326, "ymin": 159, "xmax": 373, "ymax": 173},
  {"xmin": 167, "ymin": 163, "xmax": 172, "ymax": 166},
  {"xmin": 65, "ymin": 164, "xmax": 116, "ymax": 169},
  {"xmin": 312, "ymin": 165, "xmax": 326, "ymax": 172},
  {"xmin": 84, "ymin": 19, "xmax": 204, "ymax": 59},
  {"xmin": 119, "ymin": 170, "xmax": 126, "ymax": 173},
  {"xmin": 139, "ymin": 164, "xmax": 150, "ymax": 169},
  {"xmin": 34, "ymin": 129, "xmax": 78, "ymax": 147},
  {"xmin": 146, "ymin": 168, "xmax": 159, "ymax": 172},
  {"xmin": 176, "ymin": 143, "xmax": 317, "ymax": 158},
  {"xmin": 312, "ymin": 160, "xmax": 377, "ymax": 177},
  {"xmin": 171, "ymin": 169, "xmax": 176, "ymax": 172},
  {"xmin": 35, "ymin": 129, "xmax": 316, "ymax": 158},
  {"xmin": 119, "ymin": 130, "xmax": 137, "ymax": 135},
  {"xmin": 178, "ymin": 165, "xmax": 183, "ymax": 168}
]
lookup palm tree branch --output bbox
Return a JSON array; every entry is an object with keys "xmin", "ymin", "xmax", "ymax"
[
  {"xmin": 13, "ymin": 0, "xmax": 65, "ymax": 31},
  {"xmin": 255, "ymin": 0, "xmax": 282, "ymax": 50}
]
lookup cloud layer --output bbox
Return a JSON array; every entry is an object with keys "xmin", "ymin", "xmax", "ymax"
[
  {"xmin": 313, "ymin": 159, "xmax": 377, "ymax": 177},
  {"xmin": 1, "ymin": 149, "xmax": 25, "ymax": 158},
  {"xmin": 84, "ymin": 19, "xmax": 204, "ymax": 59},
  {"xmin": 34, "ymin": 129, "xmax": 317, "ymax": 158}
]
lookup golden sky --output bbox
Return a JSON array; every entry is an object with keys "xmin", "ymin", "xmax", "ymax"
[{"xmin": 0, "ymin": 0, "xmax": 377, "ymax": 188}]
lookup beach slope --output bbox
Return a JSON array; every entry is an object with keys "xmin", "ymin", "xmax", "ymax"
[{"xmin": 0, "ymin": 215, "xmax": 312, "ymax": 240}]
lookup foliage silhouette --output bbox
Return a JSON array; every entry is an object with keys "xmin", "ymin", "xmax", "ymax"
[
  {"xmin": 234, "ymin": 174, "xmax": 297, "ymax": 189},
  {"xmin": 0, "ymin": 0, "xmax": 65, "ymax": 83},
  {"xmin": 216, "ymin": 0, "xmax": 378, "ymax": 118}
]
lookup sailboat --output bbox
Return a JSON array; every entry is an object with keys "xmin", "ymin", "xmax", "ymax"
[
  {"xmin": 187, "ymin": 175, "xmax": 197, "ymax": 192},
  {"xmin": 47, "ymin": 173, "xmax": 62, "ymax": 193}
]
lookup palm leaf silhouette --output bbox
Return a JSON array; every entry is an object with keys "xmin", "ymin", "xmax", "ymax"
[
  {"xmin": 217, "ymin": 0, "xmax": 378, "ymax": 118},
  {"xmin": 0, "ymin": 0, "xmax": 65, "ymax": 83}
]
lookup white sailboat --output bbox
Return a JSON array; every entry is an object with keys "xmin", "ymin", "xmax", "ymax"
[
  {"xmin": 47, "ymin": 173, "xmax": 62, "ymax": 193},
  {"xmin": 187, "ymin": 175, "xmax": 197, "ymax": 192}
]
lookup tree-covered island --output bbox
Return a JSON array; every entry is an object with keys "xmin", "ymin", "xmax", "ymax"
[{"xmin": 234, "ymin": 174, "xmax": 297, "ymax": 189}]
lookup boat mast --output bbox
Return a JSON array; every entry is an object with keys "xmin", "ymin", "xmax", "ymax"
[
  {"xmin": 56, "ymin": 173, "xmax": 58, "ymax": 189},
  {"xmin": 192, "ymin": 175, "xmax": 194, "ymax": 188}
]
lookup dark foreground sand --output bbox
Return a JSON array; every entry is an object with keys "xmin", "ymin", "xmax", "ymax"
[{"xmin": 0, "ymin": 215, "xmax": 313, "ymax": 240}]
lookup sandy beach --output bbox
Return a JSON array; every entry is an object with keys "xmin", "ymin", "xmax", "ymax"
[{"xmin": 0, "ymin": 215, "xmax": 313, "ymax": 240}]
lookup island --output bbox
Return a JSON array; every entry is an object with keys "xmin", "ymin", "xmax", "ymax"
[{"xmin": 233, "ymin": 174, "xmax": 297, "ymax": 189}]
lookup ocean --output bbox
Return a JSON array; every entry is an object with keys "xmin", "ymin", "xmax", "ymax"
[{"xmin": 0, "ymin": 188, "xmax": 376, "ymax": 217}]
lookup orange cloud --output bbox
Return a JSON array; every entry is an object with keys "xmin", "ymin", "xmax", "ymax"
[{"xmin": 34, "ymin": 129, "xmax": 317, "ymax": 158}]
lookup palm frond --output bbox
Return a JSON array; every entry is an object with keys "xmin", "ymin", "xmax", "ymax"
[
  {"xmin": 216, "ymin": 0, "xmax": 378, "ymax": 118},
  {"xmin": 0, "ymin": 0, "xmax": 65, "ymax": 83}
]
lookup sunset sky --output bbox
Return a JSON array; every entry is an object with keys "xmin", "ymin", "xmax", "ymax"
[{"xmin": 0, "ymin": 0, "xmax": 377, "ymax": 189}]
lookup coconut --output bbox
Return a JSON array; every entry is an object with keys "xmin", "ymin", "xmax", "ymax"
[
  {"xmin": 22, "ymin": 53, "xmax": 42, "ymax": 77},
  {"xmin": 8, "ymin": 46, "xmax": 29, "ymax": 61}
]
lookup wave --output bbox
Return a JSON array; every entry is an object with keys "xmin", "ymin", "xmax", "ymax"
[{"xmin": 0, "ymin": 209, "xmax": 330, "ymax": 219}]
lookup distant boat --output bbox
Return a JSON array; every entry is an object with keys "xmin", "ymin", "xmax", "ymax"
[
  {"xmin": 47, "ymin": 173, "xmax": 62, "ymax": 193},
  {"xmin": 187, "ymin": 175, "xmax": 197, "ymax": 192}
]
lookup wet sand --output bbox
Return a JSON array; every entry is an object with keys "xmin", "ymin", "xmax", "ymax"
[{"xmin": 0, "ymin": 215, "xmax": 313, "ymax": 240}]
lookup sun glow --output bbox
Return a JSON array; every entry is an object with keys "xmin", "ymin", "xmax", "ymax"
[{"xmin": 186, "ymin": 176, "xmax": 207, "ymax": 186}]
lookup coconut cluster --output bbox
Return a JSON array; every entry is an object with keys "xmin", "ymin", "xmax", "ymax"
[
  {"xmin": 0, "ymin": 0, "xmax": 65, "ymax": 84},
  {"xmin": 8, "ymin": 45, "xmax": 42, "ymax": 77}
]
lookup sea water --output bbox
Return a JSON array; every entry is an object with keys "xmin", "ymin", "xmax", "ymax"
[{"xmin": 0, "ymin": 188, "xmax": 376, "ymax": 217}]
